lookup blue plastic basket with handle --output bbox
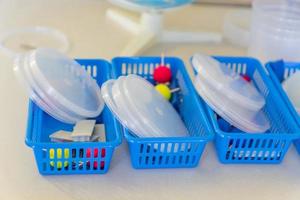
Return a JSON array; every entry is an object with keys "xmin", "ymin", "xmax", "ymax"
[
  {"xmin": 111, "ymin": 57, "xmax": 214, "ymax": 169},
  {"xmin": 265, "ymin": 60, "xmax": 300, "ymax": 154},
  {"xmin": 194, "ymin": 56, "xmax": 300, "ymax": 164},
  {"xmin": 25, "ymin": 59, "xmax": 122, "ymax": 175}
]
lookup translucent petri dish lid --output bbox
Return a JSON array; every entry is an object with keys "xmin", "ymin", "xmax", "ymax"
[
  {"xmin": 0, "ymin": 26, "xmax": 69, "ymax": 58},
  {"xmin": 101, "ymin": 79, "xmax": 143, "ymax": 137},
  {"xmin": 123, "ymin": 74, "xmax": 188, "ymax": 137},
  {"xmin": 13, "ymin": 54, "xmax": 80, "ymax": 124},
  {"xmin": 191, "ymin": 54, "xmax": 265, "ymax": 111},
  {"xmin": 194, "ymin": 75, "xmax": 270, "ymax": 133},
  {"xmin": 22, "ymin": 53, "xmax": 84, "ymax": 124},
  {"xmin": 23, "ymin": 51, "xmax": 88, "ymax": 121},
  {"xmin": 27, "ymin": 48, "xmax": 104, "ymax": 118},
  {"xmin": 112, "ymin": 77, "xmax": 156, "ymax": 138}
]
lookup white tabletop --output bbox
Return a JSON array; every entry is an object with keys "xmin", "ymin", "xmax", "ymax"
[{"xmin": 1, "ymin": 1, "xmax": 300, "ymax": 200}]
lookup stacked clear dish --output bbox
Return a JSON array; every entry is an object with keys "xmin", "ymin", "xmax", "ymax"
[
  {"xmin": 14, "ymin": 48, "xmax": 104, "ymax": 124},
  {"xmin": 192, "ymin": 54, "xmax": 270, "ymax": 133},
  {"xmin": 101, "ymin": 74, "xmax": 188, "ymax": 138}
]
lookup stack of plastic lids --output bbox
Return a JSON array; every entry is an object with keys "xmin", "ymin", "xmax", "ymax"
[
  {"xmin": 14, "ymin": 48, "xmax": 104, "ymax": 124},
  {"xmin": 192, "ymin": 54, "xmax": 270, "ymax": 133},
  {"xmin": 101, "ymin": 74, "xmax": 188, "ymax": 138}
]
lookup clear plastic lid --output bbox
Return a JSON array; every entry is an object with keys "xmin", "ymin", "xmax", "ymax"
[
  {"xmin": 27, "ymin": 48, "xmax": 104, "ymax": 118},
  {"xmin": 111, "ymin": 76, "xmax": 151, "ymax": 137},
  {"xmin": 122, "ymin": 75, "xmax": 188, "ymax": 137},
  {"xmin": 14, "ymin": 54, "xmax": 80, "ymax": 124},
  {"xmin": 101, "ymin": 79, "xmax": 143, "ymax": 137},
  {"xmin": 191, "ymin": 54, "xmax": 265, "ymax": 112},
  {"xmin": 22, "ymin": 53, "xmax": 84, "ymax": 123},
  {"xmin": 0, "ymin": 26, "xmax": 69, "ymax": 58},
  {"xmin": 194, "ymin": 75, "xmax": 270, "ymax": 133}
]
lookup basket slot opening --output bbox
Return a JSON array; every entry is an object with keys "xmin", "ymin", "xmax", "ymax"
[
  {"xmin": 120, "ymin": 62, "xmax": 173, "ymax": 77},
  {"xmin": 139, "ymin": 144, "xmax": 144, "ymax": 153},
  {"xmin": 158, "ymin": 156, "xmax": 163, "ymax": 165},
  {"xmin": 185, "ymin": 155, "xmax": 190, "ymax": 164},
  {"xmin": 224, "ymin": 138, "xmax": 288, "ymax": 161},
  {"xmin": 86, "ymin": 65, "xmax": 92, "ymax": 76},
  {"xmin": 133, "ymin": 63, "xmax": 137, "ymax": 74},
  {"xmin": 284, "ymin": 67, "xmax": 299, "ymax": 80}
]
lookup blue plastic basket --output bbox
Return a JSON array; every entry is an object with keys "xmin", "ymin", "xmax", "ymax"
[
  {"xmin": 25, "ymin": 59, "xmax": 122, "ymax": 175},
  {"xmin": 266, "ymin": 60, "xmax": 300, "ymax": 154},
  {"xmin": 111, "ymin": 57, "xmax": 214, "ymax": 169},
  {"xmin": 194, "ymin": 56, "xmax": 300, "ymax": 164}
]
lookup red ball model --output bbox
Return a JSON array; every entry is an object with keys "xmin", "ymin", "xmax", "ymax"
[{"xmin": 153, "ymin": 65, "xmax": 172, "ymax": 83}]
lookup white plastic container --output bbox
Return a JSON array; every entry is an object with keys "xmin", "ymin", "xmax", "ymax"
[{"xmin": 248, "ymin": 0, "xmax": 300, "ymax": 63}]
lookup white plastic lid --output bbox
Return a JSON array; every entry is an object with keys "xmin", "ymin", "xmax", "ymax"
[
  {"xmin": 194, "ymin": 75, "xmax": 270, "ymax": 133},
  {"xmin": 27, "ymin": 48, "xmax": 104, "ymax": 118},
  {"xmin": 22, "ymin": 53, "xmax": 85, "ymax": 123},
  {"xmin": 101, "ymin": 79, "xmax": 144, "ymax": 137},
  {"xmin": 191, "ymin": 54, "xmax": 265, "ymax": 112},
  {"xmin": 0, "ymin": 26, "xmax": 69, "ymax": 58},
  {"xmin": 14, "ymin": 54, "xmax": 81, "ymax": 124},
  {"xmin": 112, "ymin": 76, "xmax": 151, "ymax": 137},
  {"xmin": 122, "ymin": 75, "xmax": 188, "ymax": 137}
]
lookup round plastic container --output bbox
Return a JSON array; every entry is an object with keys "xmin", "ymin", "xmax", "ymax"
[
  {"xmin": 248, "ymin": 0, "xmax": 300, "ymax": 63},
  {"xmin": 101, "ymin": 79, "xmax": 145, "ymax": 137},
  {"xmin": 283, "ymin": 71, "xmax": 300, "ymax": 114},
  {"xmin": 194, "ymin": 75, "xmax": 270, "ymax": 133},
  {"xmin": 27, "ymin": 48, "xmax": 104, "ymax": 118},
  {"xmin": 22, "ymin": 53, "xmax": 84, "ymax": 123},
  {"xmin": 223, "ymin": 10, "xmax": 251, "ymax": 48},
  {"xmin": 122, "ymin": 75, "xmax": 188, "ymax": 137},
  {"xmin": 102, "ymin": 75, "xmax": 188, "ymax": 138},
  {"xmin": 0, "ymin": 26, "xmax": 69, "ymax": 58},
  {"xmin": 14, "ymin": 54, "xmax": 79, "ymax": 124},
  {"xmin": 191, "ymin": 54, "xmax": 265, "ymax": 112},
  {"xmin": 112, "ymin": 76, "xmax": 151, "ymax": 137},
  {"xmin": 14, "ymin": 48, "xmax": 104, "ymax": 124}
]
